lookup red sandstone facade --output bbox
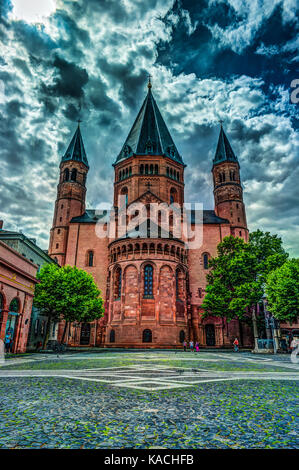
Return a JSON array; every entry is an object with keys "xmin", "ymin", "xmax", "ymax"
[
  {"xmin": 49, "ymin": 85, "xmax": 253, "ymax": 349},
  {"xmin": 0, "ymin": 241, "xmax": 38, "ymax": 353}
]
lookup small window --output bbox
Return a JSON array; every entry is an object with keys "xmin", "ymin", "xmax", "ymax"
[
  {"xmin": 63, "ymin": 168, "xmax": 69, "ymax": 181},
  {"xmin": 236, "ymin": 203, "xmax": 239, "ymax": 209},
  {"xmin": 56, "ymin": 243, "xmax": 59, "ymax": 249},
  {"xmin": 61, "ymin": 204, "xmax": 64, "ymax": 209},
  {"xmin": 203, "ymin": 253, "xmax": 209, "ymax": 269},
  {"xmin": 238, "ymin": 217, "xmax": 240, "ymax": 222},
  {"xmin": 88, "ymin": 251, "xmax": 94, "ymax": 267},
  {"xmin": 71, "ymin": 168, "xmax": 77, "ymax": 181},
  {"xmin": 239, "ymin": 231, "xmax": 242, "ymax": 237},
  {"xmin": 57, "ymin": 229, "xmax": 61, "ymax": 234},
  {"xmin": 59, "ymin": 217, "xmax": 62, "ymax": 222}
]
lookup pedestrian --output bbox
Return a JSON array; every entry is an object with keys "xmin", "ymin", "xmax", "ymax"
[
  {"xmin": 4, "ymin": 332, "xmax": 12, "ymax": 354},
  {"xmin": 195, "ymin": 341, "xmax": 199, "ymax": 352},
  {"xmin": 183, "ymin": 340, "xmax": 187, "ymax": 352},
  {"xmin": 189, "ymin": 340, "xmax": 194, "ymax": 352},
  {"xmin": 290, "ymin": 337, "xmax": 299, "ymax": 352},
  {"xmin": 233, "ymin": 337, "xmax": 239, "ymax": 352}
]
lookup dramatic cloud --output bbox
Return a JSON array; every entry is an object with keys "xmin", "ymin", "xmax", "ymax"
[{"xmin": 0, "ymin": 0, "xmax": 298, "ymax": 255}]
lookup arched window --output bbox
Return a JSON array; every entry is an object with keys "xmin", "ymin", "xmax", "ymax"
[
  {"xmin": 9, "ymin": 298, "xmax": 19, "ymax": 313},
  {"xmin": 119, "ymin": 171, "xmax": 122, "ymax": 180},
  {"xmin": 219, "ymin": 173, "xmax": 222, "ymax": 183},
  {"xmin": 0, "ymin": 293, "xmax": 4, "ymax": 310},
  {"xmin": 170, "ymin": 187, "xmax": 177, "ymax": 204},
  {"xmin": 143, "ymin": 329, "xmax": 152, "ymax": 343},
  {"xmin": 64, "ymin": 168, "xmax": 69, "ymax": 181},
  {"xmin": 121, "ymin": 187, "xmax": 128, "ymax": 206},
  {"xmin": 110, "ymin": 329, "xmax": 115, "ymax": 343},
  {"xmin": 203, "ymin": 253, "xmax": 209, "ymax": 270},
  {"xmin": 144, "ymin": 264, "xmax": 153, "ymax": 298},
  {"xmin": 129, "ymin": 167, "xmax": 132, "ymax": 176},
  {"xmin": 115, "ymin": 267, "xmax": 122, "ymax": 299},
  {"xmin": 71, "ymin": 168, "xmax": 77, "ymax": 181},
  {"xmin": 222, "ymin": 172, "xmax": 226, "ymax": 182},
  {"xmin": 166, "ymin": 167, "xmax": 169, "ymax": 177},
  {"xmin": 176, "ymin": 269, "xmax": 179, "ymax": 298},
  {"xmin": 88, "ymin": 251, "xmax": 94, "ymax": 267},
  {"xmin": 140, "ymin": 164, "xmax": 144, "ymax": 175},
  {"xmin": 155, "ymin": 164, "xmax": 158, "ymax": 174},
  {"xmin": 145, "ymin": 164, "xmax": 148, "ymax": 175}
]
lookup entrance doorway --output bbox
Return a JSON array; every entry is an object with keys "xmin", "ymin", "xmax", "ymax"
[
  {"xmin": 205, "ymin": 324, "xmax": 216, "ymax": 346},
  {"xmin": 142, "ymin": 329, "xmax": 152, "ymax": 343},
  {"xmin": 80, "ymin": 323, "xmax": 91, "ymax": 345}
]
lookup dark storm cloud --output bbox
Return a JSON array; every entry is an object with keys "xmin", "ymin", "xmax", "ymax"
[
  {"xmin": 0, "ymin": 0, "xmax": 298, "ymax": 256},
  {"xmin": 156, "ymin": 1, "xmax": 298, "ymax": 86},
  {"xmin": 41, "ymin": 55, "xmax": 89, "ymax": 99}
]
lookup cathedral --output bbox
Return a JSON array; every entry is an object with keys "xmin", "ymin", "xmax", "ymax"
[{"xmin": 48, "ymin": 80, "xmax": 253, "ymax": 349}]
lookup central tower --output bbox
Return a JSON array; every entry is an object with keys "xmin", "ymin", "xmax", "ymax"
[{"xmin": 106, "ymin": 80, "xmax": 188, "ymax": 348}]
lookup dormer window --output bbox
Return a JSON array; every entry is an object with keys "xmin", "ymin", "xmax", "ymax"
[
  {"xmin": 123, "ymin": 145, "xmax": 130, "ymax": 157},
  {"xmin": 146, "ymin": 139, "xmax": 153, "ymax": 154}
]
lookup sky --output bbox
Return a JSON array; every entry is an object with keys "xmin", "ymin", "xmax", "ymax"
[{"xmin": 0, "ymin": 0, "xmax": 298, "ymax": 256}]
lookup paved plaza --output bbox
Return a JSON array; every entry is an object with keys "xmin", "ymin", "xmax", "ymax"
[{"xmin": 0, "ymin": 350, "xmax": 298, "ymax": 449}]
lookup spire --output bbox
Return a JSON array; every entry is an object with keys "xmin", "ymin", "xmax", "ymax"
[
  {"xmin": 61, "ymin": 122, "xmax": 89, "ymax": 167},
  {"xmin": 115, "ymin": 81, "xmax": 183, "ymax": 165},
  {"xmin": 213, "ymin": 123, "xmax": 238, "ymax": 166}
]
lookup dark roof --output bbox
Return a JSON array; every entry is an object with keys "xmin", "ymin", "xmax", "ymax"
[
  {"xmin": 115, "ymin": 86, "xmax": 183, "ymax": 165},
  {"xmin": 70, "ymin": 209, "xmax": 107, "ymax": 223},
  {"xmin": 191, "ymin": 210, "xmax": 229, "ymax": 224},
  {"xmin": 213, "ymin": 125, "xmax": 238, "ymax": 165},
  {"xmin": 71, "ymin": 209, "xmax": 228, "ymax": 226},
  {"xmin": 61, "ymin": 124, "xmax": 89, "ymax": 167}
]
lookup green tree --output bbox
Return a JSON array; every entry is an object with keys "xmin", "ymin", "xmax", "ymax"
[
  {"xmin": 202, "ymin": 231, "xmax": 288, "ymax": 346},
  {"xmin": 34, "ymin": 264, "xmax": 104, "ymax": 348},
  {"xmin": 265, "ymin": 259, "xmax": 299, "ymax": 323}
]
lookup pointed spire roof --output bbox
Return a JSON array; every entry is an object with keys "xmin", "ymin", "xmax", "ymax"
[
  {"xmin": 61, "ymin": 123, "xmax": 89, "ymax": 167},
  {"xmin": 213, "ymin": 124, "xmax": 238, "ymax": 166},
  {"xmin": 115, "ymin": 82, "xmax": 183, "ymax": 165}
]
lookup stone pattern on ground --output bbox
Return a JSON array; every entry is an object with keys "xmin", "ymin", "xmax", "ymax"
[{"xmin": 0, "ymin": 351, "xmax": 298, "ymax": 449}]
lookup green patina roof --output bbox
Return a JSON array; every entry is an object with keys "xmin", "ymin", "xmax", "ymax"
[
  {"xmin": 115, "ymin": 86, "xmax": 184, "ymax": 165},
  {"xmin": 213, "ymin": 125, "xmax": 238, "ymax": 165},
  {"xmin": 61, "ymin": 124, "xmax": 89, "ymax": 167}
]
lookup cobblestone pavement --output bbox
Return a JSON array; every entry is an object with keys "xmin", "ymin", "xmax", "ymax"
[{"xmin": 0, "ymin": 351, "xmax": 298, "ymax": 449}]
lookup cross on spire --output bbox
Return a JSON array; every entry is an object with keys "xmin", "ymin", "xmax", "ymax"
[
  {"xmin": 147, "ymin": 74, "xmax": 152, "ymax": 89},
  {"xmin": 218, "ymin": 119, "xmax": 224, "ymax": 127}
]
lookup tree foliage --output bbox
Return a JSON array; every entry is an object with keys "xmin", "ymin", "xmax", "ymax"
[
  {"xmin": 265, "ymin": 259, "xmax": 299, "ymax": 322},
  {"xmin": 202, "ymin": 231, "xmax": 288, "ymax": 321},
  {"xmin": 34, "ymin": 264, "xmax": 105, "ymax": 347}
]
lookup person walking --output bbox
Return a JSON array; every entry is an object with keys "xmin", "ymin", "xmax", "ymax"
[
  {"xmin": 183, "ymin": 340, "xmax": 187, "ymax": 352},
  {"xmin": 195, "ymin": 341, "xmax": 199, "ymax": 352},
  {"xmin": 4, "ymin": 332, "xmax": 12, "ymax": 354},
  {"xmin": 189, "ymin": 340, "xmax": 194, "ymax": 352},
  {"xmin": 233, "ymin": 337, "xmax": 239, "ymax": 352}
]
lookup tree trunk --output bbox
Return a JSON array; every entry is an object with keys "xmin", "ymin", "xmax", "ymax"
[
  {"xmin": 252, "ymin": 306, "xmax": 259, "ymax": 352},
  {"xmin": 61, "ymin": 321, "xmax": 68, "ymax": 344},
  {"xmin": 42, "ymin": 317, "xmax": 51, "ymax": 350}
]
